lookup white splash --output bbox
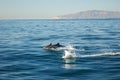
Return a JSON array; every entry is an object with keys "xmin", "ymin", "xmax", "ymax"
[
  {"xmin": 62, "ymin": 45, "xmax": 77, "ymax": 59},
  {"xmin": 62, "ymin": 50, "xmax": 76, "ymax": 59}
]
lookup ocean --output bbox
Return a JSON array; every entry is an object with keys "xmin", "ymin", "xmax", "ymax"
[{"xmin": 0, "ymin": 19, "xmax": 120, "ymax": 80}]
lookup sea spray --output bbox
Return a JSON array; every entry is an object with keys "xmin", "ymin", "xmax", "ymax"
[{"xmin": 62, "ymin": 45, "xmax": 77, "ymax": 59}]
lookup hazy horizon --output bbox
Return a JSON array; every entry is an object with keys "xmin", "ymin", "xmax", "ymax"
[{"xmin": 0, "ymin": 0, "xmax": 120, "ymax": 19}]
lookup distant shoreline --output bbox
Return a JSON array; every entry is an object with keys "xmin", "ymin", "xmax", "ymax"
[{"xmin": 0, "ymin": 18, "xmax": 120, "ymax": 20}]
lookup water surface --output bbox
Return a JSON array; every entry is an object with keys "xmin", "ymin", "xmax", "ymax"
[{"xmin": 0, "ymin": 19, "xmax": 120, "ymax": 80}]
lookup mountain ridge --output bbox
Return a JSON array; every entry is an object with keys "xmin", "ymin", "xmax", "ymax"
[{"xmin": 53, "ymin": 10, "xmax": 120, "ymax": 19}]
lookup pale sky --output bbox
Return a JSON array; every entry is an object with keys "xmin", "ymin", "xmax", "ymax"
[{"xmin": 0, "ymin": 0, "xmax": 120, "ymax": 19}]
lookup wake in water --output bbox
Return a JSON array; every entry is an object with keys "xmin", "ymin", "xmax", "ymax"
[
  {"xmin": 44, "ymin": 43, "xmax": 120, "ymax": 59},
  {"xmin": 62, "ymin": 44, "xmax": 120, "ymax": 59},
  {"xmin": 79, "ymin": 52, "xmax": 120, "ymax": 58}
]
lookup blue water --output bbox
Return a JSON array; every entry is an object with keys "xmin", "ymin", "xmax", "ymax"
[{"xmin": 0, "ymin": 19, "xmax": 120, "ymax": 80}]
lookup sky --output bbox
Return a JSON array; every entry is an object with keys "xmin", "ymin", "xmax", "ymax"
[{"xmin": 0, "ymin": 0, "xmax": 120, "ymax": 19}]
